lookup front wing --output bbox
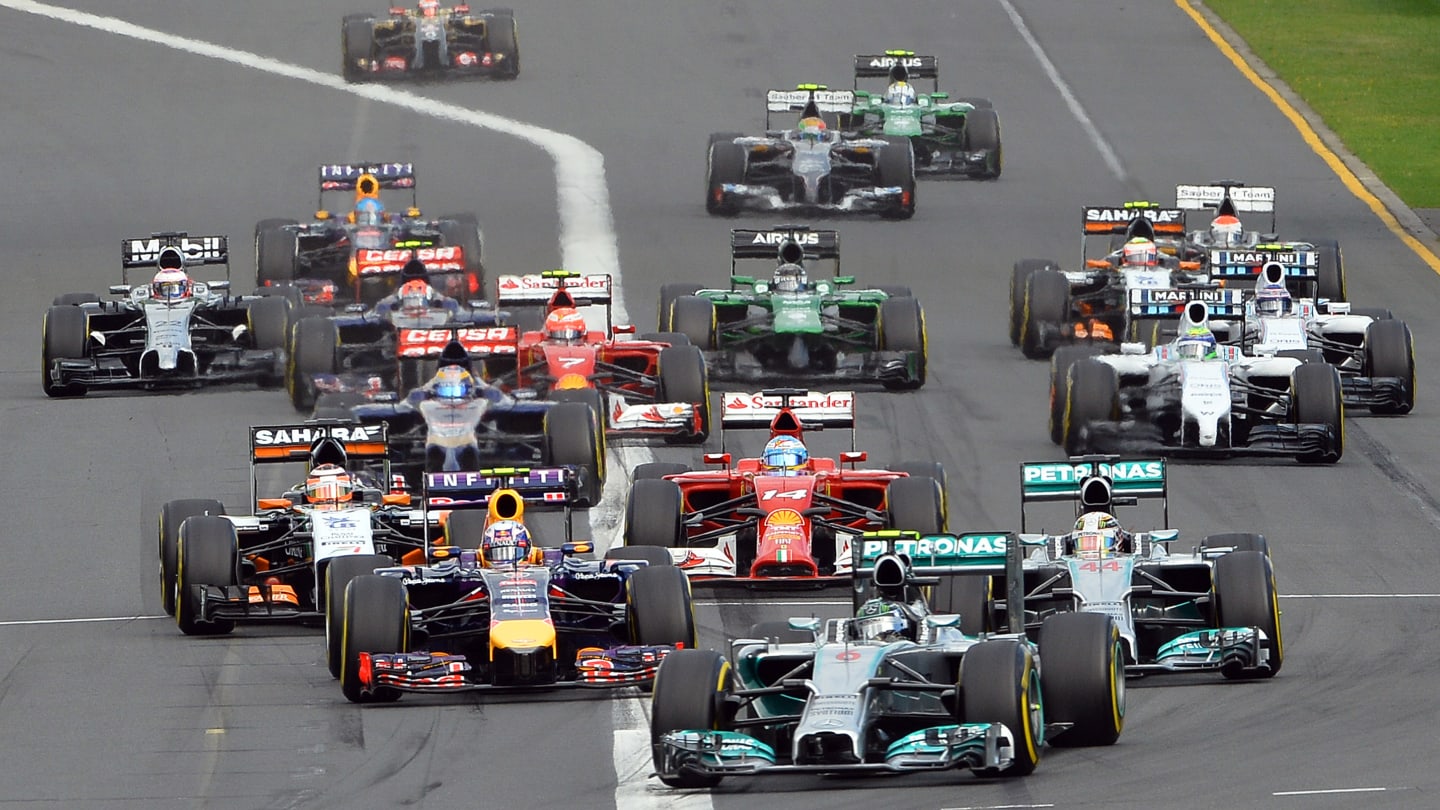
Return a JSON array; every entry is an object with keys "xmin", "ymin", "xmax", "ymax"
[{"xmin": 352, "ymin": 646, "xmax": 669, "ymax": 696}]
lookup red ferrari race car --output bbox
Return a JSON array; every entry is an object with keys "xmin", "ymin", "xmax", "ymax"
[
  {"xmin": 620, "ymin": 388, "xmax": 948, "ymax": 585},
  {"xmin": 476, "ymin": 270, "xmax": 711, "ymax": 443}
]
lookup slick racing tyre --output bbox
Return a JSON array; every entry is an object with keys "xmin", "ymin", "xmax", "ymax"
[
  {"xmin": 747, "ymin": 620, "xmax": 814, "ymax": 644},
  {"xmin": 288, "ymin": 316, "xmax": 339, "ymax": 412},
  {"xmin": 879, "ymin": 296, "xmax": 927, "ymax": 389},
  {"xmin": 1363, "ymin": 318, "xmax": 1415, "ymax": 414},
  {"xmin": 486, "ymin": 9, "xmax": 520, "ymax": 78},
  {"xmin": 312, "ymin": 392, "xmax": 367, "ymax": 421},
  {"xmin": 889, "ymin": 461, "xmax": 948, "ymax": 524},
  {"xmin": 159, "ymin": 499, "xmax": 226, "ymax": 617},
  {"xmin": 437, "ymin": 213, "xmax": 485, "ymax": 300},
  {"xmin": 175, "ymin": 516, "xmax": 239, "ymax": 637},
  {"xmin": 1020, "ymin": 268, "xmax": 1070, "ymax": 360},
  {"xmin": 930, "ymin": 574, "xmax": 991, "ymax": 637},
  {"xmin": 1304, "ymin": 237, "xmax": 1347, "ymax": 302},
  {"xmin": 960, "ymin": 640, "xmax": 1042, "ymax": 776},
  {"xmin": 1049, "ymin": 344, "xmax": 1106, "ymax": 445},
  {"xmin": 624, "ymin": 479, "xmax": 685, "ymax": 548},
  {"xmin": 658, "ymin": 345, "xmax": 711, "ymax": 442},
  {"xmin": 1063, "ymin": 359, "xmax": 1119, "ymax": 457},
  {"xmin": 340, "ymin": 574, "xmax": 409, "ymax": 703},
  {"xmin": 1290, "ymin": 363, "xmax": 1344, "ymax": 463},
  {"xmin": 542, "ymin": 401, "xmax": 604, "ymax": 506},
  {"xmin": 669, "ymin": 295, "xmax": 717, "ymax": 350},
  {"xmin": 885, "ymin": 476, "xmax": 945, "ymax": 534},
  {"xmin": 632, "ymin": 462, "xmax": 691, "ymax": 480},
  {"xmin": 42, "ymin": 305, "xmax": 89, "ymax": 398},
  {"xmin": 1038, "ymin": 612, "xmax": 1125, "ymax": 746},
  {"xmin": 324, "ymin": 554, "xmax": 392, "ymax": 679},
  {"xmin": 1010, "ymin": 259, "xmax": 1058, "ymax": 346},
  {"xmin": 651, "ymin": 650, "xmax": 730, "ymax": 788},
  {"xmin": 1214, "ymin": 550, "xmax": 1283, "ymax": 679},
  {"xmin": 705, "ymin": 132, "xmax": 746, "ymax": 216},
  {"xmin": 603, "ymin": 546, "xmax": 673, "ymax": 567},
  {"xmin": 51, "ymin": 292, "xmax": 100, "ymax": 306},
  {"xmin": 657, "ymin": 283, "xmax": 703, "ymax": 331},
  {"xmin": 961, "ymin": 107, "xmax": 1002, "ymax": 179},
  {"xmin": 341, "ymin": 15, "xmax": 375, "ymax": 83},
  {"xmin": 1201, "ymin": 532, "xmax": 1270, "ymax": 557},
  {"xmin": 876, "ymin": 135, "xmax": 917, "ymax": 220},
  {"xmin": 254, "ymin": 218, "xmax": 299, "ymax": 286},
  {"xmin": 627, "ymin": 565, "xmax": 697, "ymax": 648}
]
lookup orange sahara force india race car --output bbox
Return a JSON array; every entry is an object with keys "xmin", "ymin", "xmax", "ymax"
[
  {"xmin": 621, "ymin": 389, "xmax": 948, "ymax": 585},
  {"xmin": 336, "ymin": 465, "xmax": 696, "ymax": 702}
]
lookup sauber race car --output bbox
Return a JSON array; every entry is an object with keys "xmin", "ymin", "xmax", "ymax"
[
  {"xmin": 1175, "ymin": 180, "xmax": 1345, "ymax": 301},
  {"xmin": 43, "ymin": 232, "xmax": 290, "ymax": 397},
  {"xmin": 956, "ymin": 458, "xmax": 1282, "ymax": 680},
  {"xmin": 650, "ymin": 530, "xmax": 1124, "ymax": 787},
  {"xmin": 1010, "ymin": 202, "xmax": 1209, "ymax": 359},
  {"xmin": 254, "ymin": 162, "xmax": 484, "ymax": 306},
  {"xmin": 622, "ymin": 389, "xmax": 947, "ymax": 583},
  {"xmin": 336, "ymin": 466, "xmax": 695, "ymax": 702},
  {"xmin": 160, "ymin": 423, "xmax": 429, "ymax": 641},
  {"xmin": 707, "ymin": 85, "xmax": 916, "ymax": 219},
  {"xmin": 343, "ymin": 4, "xmax": 518, "ymax": 82},
  {"xmin": 846, "ymin": 51, "xmax": 1001, "ymax": 179},
  {"xmin": 1058, "ymin": 301, "xmax": 1344, "ymax": 463},
  {"xmin": 659, "ymin": 227, "xmax": 926, "ymax": 389},
  {"xmin": 475, "ymin": 270, "xmax": 711, "ymax": 443}
]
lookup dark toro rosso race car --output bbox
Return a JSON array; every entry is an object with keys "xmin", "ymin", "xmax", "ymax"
[
  {"xmin": 43, "ymin": 232, "xmax": 290, "ymax": 397},
  {"xmin": 336, "ymin": 466, "xmax": 695, "ymax": 702},
  {"xmin": 254, "ymin": 162, "xmax": 484, "ymax": 306},
  {"xmin": 649, "ymin": 530, "xmax": 1125, "ymax": 786},
  {"xmin": 707, "ymin": 85, "xmax": 916, "ymax": 219},
  {"xmin": 342, "ymin": 3, "xmax": 518, "ymax": 82},
  {"xmin": 622, "ymin": 389, "xmax": 948, "ymax": 584}
]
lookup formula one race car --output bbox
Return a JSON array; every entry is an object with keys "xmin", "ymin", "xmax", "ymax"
[
  {"xmin": 846, "ymin": 51, "xmax": 1001, "ymax": 179},
  {"xmin": 43, "ymin": 232, "xmax": 290, "ymax": 397},
  {"xmin": 1175, "ymin": 181, "xmax": 1345, "ymax": 300},
  {"xmin": 1058, "ymin": 301, "xmax": 1344, "ymax": 462},
  {"xmin": 659, "ymin": 227, "xmax": 927, "ymax": 389},
  {"xmin": 650, "ymin": 530, "xmax": 1124, "ymax": 787},
  {"xmin": 477, "ymin": 270, "xmax": 711, "ymax": 443},
  {"xmin": 286, "ymin": 261, "xmax": 509, "ymax": 410},
  {"xmin": 957, "ymin": 458, "xmax": 1282, "ymax": 680},
  {"xmin": 254, "ymin": 162, "xmax": 484, "ymax": 306},
  {"xmin": 336, "ymin": 466, "xmax": 694, "ymax": 702},
  {"xmin": 160, "ymin": 423, "xmax": 429, "ymax": 640},
  {"xmin": 622, "ymin": 389, "xmax": 947, "ymax": 583},
  {"xmin": 342, "ymin": 3, "xmax": 518, "ymax": 82},
  {"xmin": 1010, "ymin": 202, "xmax": 1208, "ymax": 359},
  {"xmin": 707, "ymin": 85, "xmax": 916, "ymax": 219}
]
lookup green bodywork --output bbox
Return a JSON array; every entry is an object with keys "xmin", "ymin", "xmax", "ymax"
[
  {"xmin": 695, "ymin": 275, "xmax": 887, "ymax": 343},
  {"xmin": 850, "ymin": 91, "xmax": 977, "ymax": 140}
]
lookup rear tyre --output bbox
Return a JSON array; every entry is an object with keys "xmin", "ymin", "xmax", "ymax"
[
  {"xmin": 1306, "ymin": 237, "xmax": 1346, "ymax": 302},
  {"xmin": 1038, "ymin": 612, "xmax": 1125, "ymax": 746},
  {"xmin": 159, "ymin": 499, "xmax": 226, "ymax": 617},
  {"xmin": 658, "ymin": 283, "xmax": 703, "ymax": 331},
  {"xmin": 1048, "ymin": 345, "xmax": 1105, "ymax": 445},
  {"xmin": 624, "ymin": 479, "xmax": 685, "ymax": 547},
  {"xmin": 876, "ymin": 135, "xmax": 917, "ymax": 220},
  {"xmin": 706, "ymin": 132, "xmax": 747, "ymax": 216},
  {"xmin": 1363, "ymin": 318, "xmax": 1415, "ymax": 414},
  {"xmin": 340, "ymin": 575, "xmax": 409, "ymax": 703},
  {"xmin": 669, "ymin": 295, "xmax": 717, "ymax": 350},
  {"xmin": 604, "ymin": 546, "xmax": 672, "ymax": 567},
  {"xmin": 1020, "ymin": 268, "xmax": 1071, "ymax": 360},
  {"xmin": 960, "ymin": 640, "xmax": 1042, "ymax": 776},
  {"xmin": 1063, "ymin": 359, "xmax": 1118, "ymax": 456},
  {"xmin": 633, "ymin": 462, "xmax": 690, "ymax": 481},
  {"xmin": 312, "ymin": 392, "xmax": 367, "ymax": 421},
  {"xmin": 341, "ymin": 14, "xmax": 375, "ymax": 82},
  {"xmin": 885, "ymin": 476, "xmax": 945, "ymax": 534},
  {"xmin": 747, "ymin": 620, "xmax": 814, "ymax": 643},
  {"xmin": 879, "ymin": 296, "xmax": 926, "ymax": 389},
  {"xmin": 437, "ymin": 213, "xmax": 485, "ymax": 300},
  {"xmin": 255, "ymin": 218, "xmax": 299, "ymax": 286},
  {"xmin": 175, "ymin": 516, "xmax": 239, "ymax": 636},
  {"xmin": 52, "ymin": 292, "xmax": 100, "ymax": 306},
  {"xmin": 543, "ymin": 401, "xmax": 604, "ymax": 506},
  {"xmin": 324, "ymin": 554, "xmax": 392, "ymax": 679},
  {"xmin": 658, "ymin": 345, "xmax": 711, "ymax": 442},
  {"xmin": 485, "ymin": 10, "xmax": 519, "ymax": 78},
  {"xmin": 961, "ymin": 108, "xmax": 1002, "ymax": 179},
  {"xmin": 1214, "ymin": 550, "xmax": 1283, "ymax": 679},
  {"xmin": 651, "ymin": 650, "xmax": 729, "ymax": 788},
  {"xmin": 1010, "ymin": 260, "xmax": 1057, "ymax": 346},
  {"xmin": 1201, "ymin": 532, "xmax": 1269, "ymax": 557},
  {"xmin": 930, "ymin": 575, "xmax": 991, "ymax": 636},
  {"xmin": 42, "ymin": 305, "xmax": 89, "ymax": 397},
  {"xmin": 627, "ymin": 565, "xmax": 697, "ymax": 648},
  {"xmin": 1290, "ymin": 363, "xmax": 1344, "ymax": 463},
  {"xmin": 288, "ymin": 316, "xmax": 339, "ymax": 412}
]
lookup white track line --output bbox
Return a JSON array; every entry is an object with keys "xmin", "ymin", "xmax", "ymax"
[
  {"xmin": 1273, "ymin": 787, "xmax": 1389, "ymax": 796},
  {"xmin": 0, "ymin": 615, "xmax": 167, "ymax": 627}
]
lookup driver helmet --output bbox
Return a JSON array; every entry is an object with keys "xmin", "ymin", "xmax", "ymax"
[
  {"xmin": 353, "ymin": 197, "xmax": 385, "ymax": 226},
  {"xmin": 418, "ymin": 0, "xmax": 441, "ymax": 17},
  {"xmin": 432, "ymin": 365, "xmax": 475, "ymax": 400},
  {"xmin": 761, "ymin": 436, "xmax": 808, "ymax": 476},
  {"xmin": 150, "ymin": 267, "xmax": 192, "ymax": 302},
  {"xmin": 1121, "ymin": 237, "xmax": 1160, "ymax": 267},
  {"xmin": 398, "ymin": 279, "xmax": 434, "ymax": 314},
  {"xmin": 1073, "ymin": 511, "xmax": 1124, "ymax": 559},
  {"xmin": 1255, "ymin": 283, "xmax": 1292, "ymax": 317},
  {"xmin": 772, "ymin": 262, "xmax": 808, "ymax": 293},
  {"xmin": 1174, "ymin": 327, "xmax": 1219, "ymax": 361},
  {"xmin": 305, "ymin": 463, "xmax": 354, "ymax": 510},
  {"xmin": 853, "ymin": 599, "xmax": 913, "ymax": 642},
  {"xmin": 544, "ymin": 307, "xmax": 588, "ymax": 344},
  {"xmin": 1209, "ymin": 214, "xmax": 1245, "ymax": 247},
  {"xmin": 798, "ymin": 116, "xmax": 827, "ymax": 143},
  {"xmin": 481, "ymin": 519, "xmax": 533, "ymax": 567},
  {"xmin": 884, "ymin": 81, "xmax": 917, "ymax": 106}
]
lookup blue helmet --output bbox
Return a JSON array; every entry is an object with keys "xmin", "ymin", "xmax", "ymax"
[
  {"xmin": 354, "ymin": 197, "xmax": 385, "ymax": 226},
  {"xmin": 1255, "ymin": 283, "xmax": 1292, "ymax": 317},
  {"xmin": 433, "ymin": 365, "xmax": 474, "ymax": 400},
  {"xmin": 761, "ymin": 436, "xmax": 808, "ymax": 475}
]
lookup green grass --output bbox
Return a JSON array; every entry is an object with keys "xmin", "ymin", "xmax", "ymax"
[{"xmin": 1206, "ymin": 0, "xmax": 1440, "ymax": 208}]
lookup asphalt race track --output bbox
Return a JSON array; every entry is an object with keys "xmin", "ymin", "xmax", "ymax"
[{"xmin": 2, "ymin": 1, "xmax": 1439, "ymax": 808}]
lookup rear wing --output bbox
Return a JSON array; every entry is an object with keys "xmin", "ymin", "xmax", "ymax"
[
  {"xmin": 495, "ymin": 271, "xmax": 613, "ymax": 306},
  {"xmin": 120, "ymin": 232, "xmax": 229, "ymax": 286},
  {"xmin": 765, "ymin": 85, "xmax": 854, "ymax": 129},
  {"xmin": 719, "ymin": 389, "xmax": 856, "ymax": 451},
  {"xmin": 248, "ymin": 422, "xmax": 391, "ymax": 509},
  {"xmin": 317, "ymin": 161, "xmax": 418, "ymax": 208},
  {"xmin": 1019, "ymin": 458, "xmax": 1169, "ymax": 531},
  {"xmin": 1176, "ymin": 181, "xmax": 1277, "ymax": 232},
  {"xmin": 853, "ymin": 51, "xmax": 940, "ymax": 90},
  {"xmin": 421, "ymin": 466, "xmax": 583, "ymax": 542},
  {"xmin": 396, "ymin": 325, "xmax": 518, "ymax": 358},
  {"xmin": 1207, "ymin": 247, "xmax": 1319, "ymax": 283},
  {"xmin": 1128, "ymin": 287, "xmax": 1247, "ymax": 320},
  {"xmin": 1082, "ymin": 204, "xmax": 1187, "ymax": 236},
  {"xmin": 730, "ymin": 226, "xmax": 841, "ymax": 274},
  {"xmin": 854, "ymin": 530, "xmax": 1026, "ymax": 633}
]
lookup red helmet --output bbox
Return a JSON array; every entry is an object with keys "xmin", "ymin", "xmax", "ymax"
[
  {"xmin": 398, "ymin": 279, "xmax": 432, "ymax": 312},
  {"xmin": 1210, "ymin": 214, "xmax": 1244, "ymax": 247},
  {"xmin": 544, "ymin": 307, "xmax": 587, "ymax": 344},
  {"xmin": 419, "ymin": 0, "xmax": 440, "ymax": 17},
  {"xmin": 1121, "ymin": 238, "xmax": 1159, "ymax": 267},
  {"xmin": 305, "ymin": 464, "xmax": 354, "ymax": 509}
]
